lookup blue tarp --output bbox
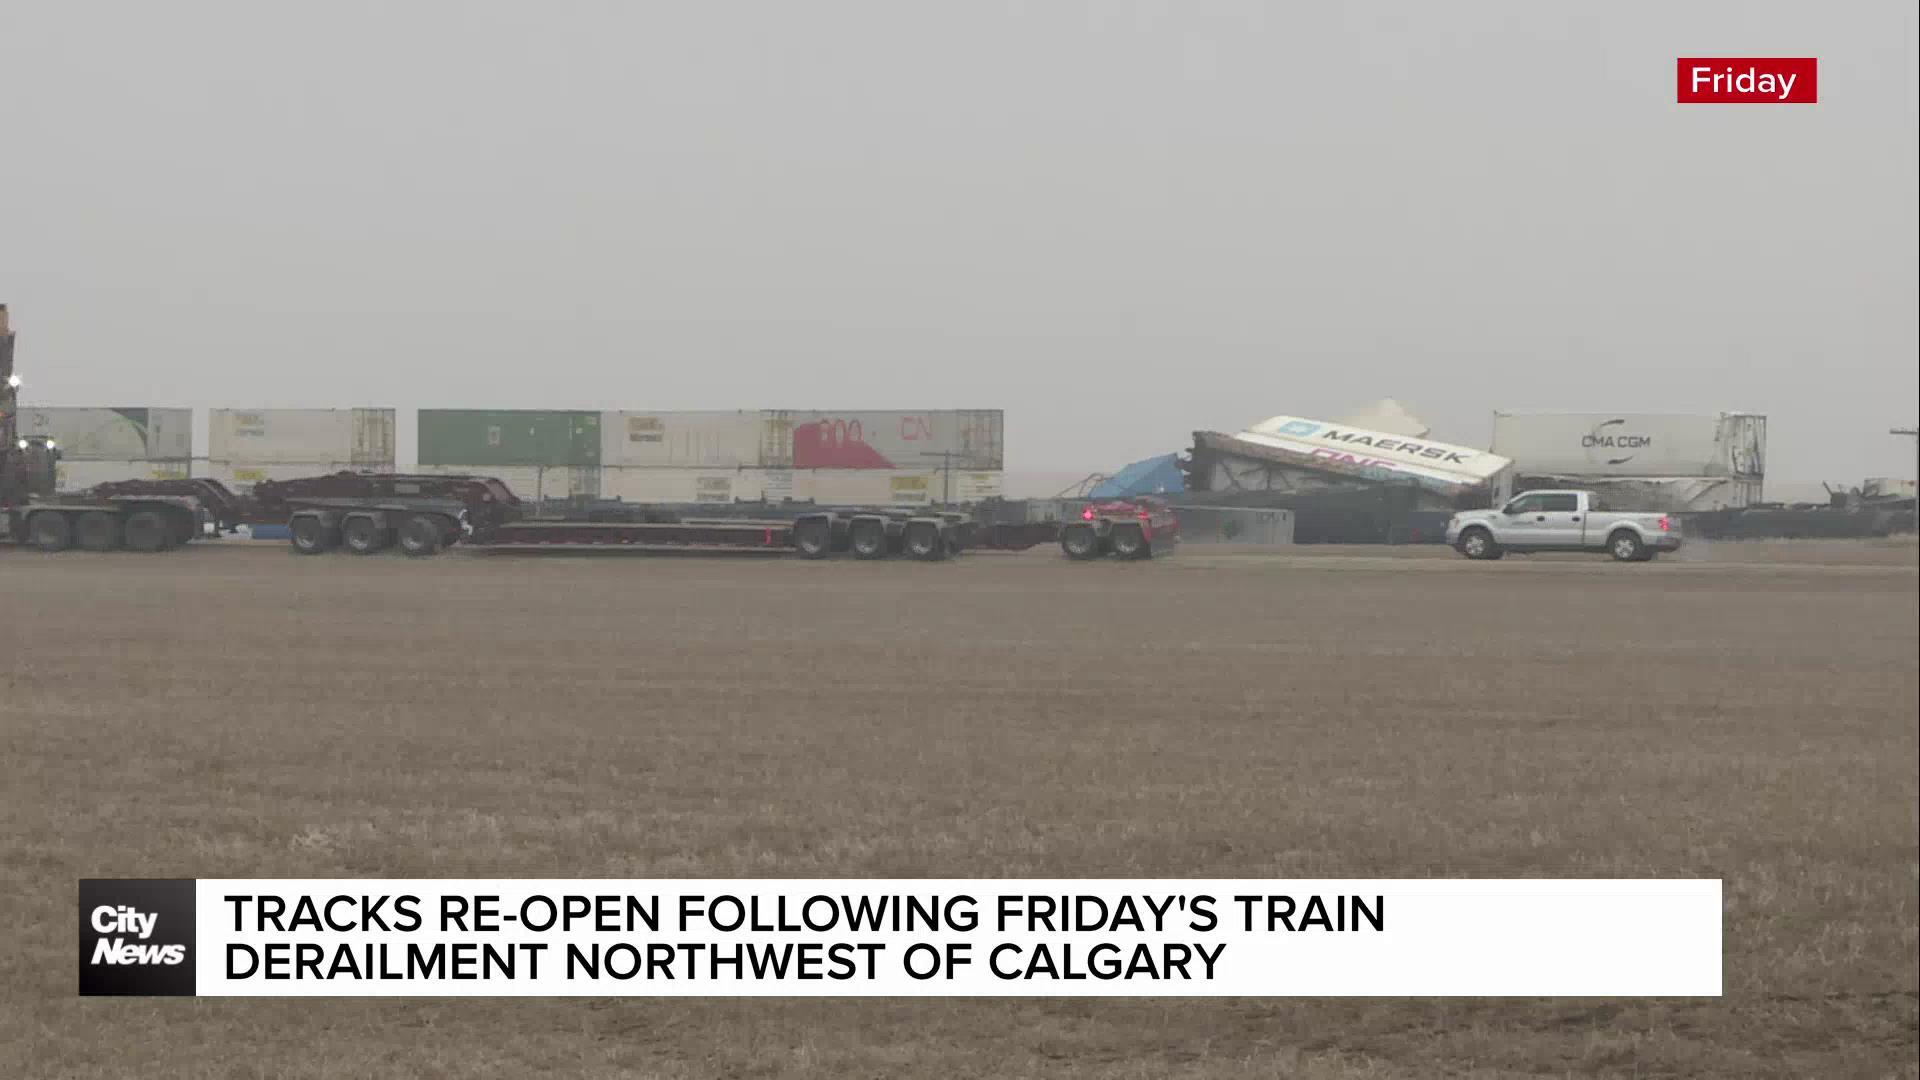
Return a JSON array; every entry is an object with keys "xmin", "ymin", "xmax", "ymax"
[{"xmin": 1089, "ymin": 454, "xmax": 1185, "ymax": 498}]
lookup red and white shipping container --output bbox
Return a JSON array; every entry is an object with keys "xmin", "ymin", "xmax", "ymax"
[{"xmin": 761, "ymin": 410, "xmax": 1003, "ymax": 470}]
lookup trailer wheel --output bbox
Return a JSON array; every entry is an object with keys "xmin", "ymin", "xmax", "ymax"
[
  {"xmin": 398, "ymin": 514, "xmax": 444, "ymax": 557},
  {"xmin": 904, "ymin": 522, "xmax": 946, "ymax": 561},
  {"xmin": 342, "ymin": 515, "xmax": 389, "ymax": 554},
  {"xmin": 289, "ymin": 515, "xmax": 334, "ymax": 555},
  {"xmin": 27, "ymin": 511, "xmax": 74, "ymax": 552},
  {"xmin": 1608, "ymin": 530, "xmax": 1646, "ymax": 563},
  {"xmin": 76, "ymin": 510, "xmax": 123, "ymax": 552},
  {"xmin": 1060, "ymin": 523, "xmax": 1101, "ymax": 560},
  {"xmin": 849, "ymin": 521, "xmax": 887, "ymax": 560},
  {"xmin": 1109, "ymin": 523, "xmax": 1147, "ymax": 559},
  {"xmin": 794, "ymin": 519, "xmax": 832, "ymax": 559},
  {"xmin": 166, "ymin": 509, "xmax": 198, "ymax": 546},
  {"xmin": 124, "ymin": 511, "xmax": 169, "ymax": 553}
]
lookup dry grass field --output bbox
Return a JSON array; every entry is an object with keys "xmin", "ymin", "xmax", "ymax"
[{"xmin": 4, "ymin": 538, "xmax": 1916, "ymax": 1078}]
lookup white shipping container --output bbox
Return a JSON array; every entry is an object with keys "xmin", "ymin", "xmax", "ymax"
[
  {"xmin": 1492, "ymin": 412, "xmax": 1765, "ymax": 479},
  {"xmin": 762, "ymin": 410, "xmax": 1003, "ymax": 470},
  {"xmin": 1520, "ymin": 475, "xmax": 1763, "ymax": 512},
  {"xmin": 210, "ymin": 408, "xmax": 396, "ymax": 466},
  {"xmin": 1237, "ymin": 416, "xmax": 1511, "ymax": 492},
  {"xmin": 600, "ymin": 411, "xmax": 763, "ymax": 468},
  {"xmin": 19, "ymin": 407, "xmax": 192, "ymax": 461},
  {"xmin": 599, "ymin": 468, "xmax": 764, "ymax": 505},
  {"xmin": 200, "ymin": 460, "xmax": 388, "ymax": 493},
  {"xmin": 55, "ymin": 458, "xmax": 190, "ymax": 492},
  {"xmin": 417, "ymin": 464, "xmax": 598, "ymax": 505}
]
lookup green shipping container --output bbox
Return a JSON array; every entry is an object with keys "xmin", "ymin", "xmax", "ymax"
[{"xmin": 417, "ymin": 410, "xmax": 602, "ymax": 467}]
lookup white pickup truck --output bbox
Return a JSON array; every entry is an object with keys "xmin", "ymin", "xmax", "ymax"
[{"xmin": 1446, "ymin": 490, "xmax": 1682, "ymax": 562}]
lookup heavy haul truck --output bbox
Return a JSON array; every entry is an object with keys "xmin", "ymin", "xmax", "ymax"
[{"xmin": 3, "ymin": 305, "xmax": 1173, "ymax": 561}]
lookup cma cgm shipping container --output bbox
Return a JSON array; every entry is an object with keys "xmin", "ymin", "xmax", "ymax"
[
  {"xmin": 762, "ymin": 410, "xmax": 1003, "ymax": 470},
  {"xmin": 1491, "ymin": 412, "xmax": 1765, "ymax": 479},
  {"xmin": 599, "ymin": 467, "xmax": 763, "ymax": 505},
  {"xmin": 418, "ymin": 409, "xmax": 601, "ymax": 467},
  {"xmin": 600, "ymin": 411, "xmax": 762, "ymax": 469},
  {"xmin": 56, "ymin": 458, "xmax": 190, "ymax": 492},
  {"xmin": 17, "ymin": 407, "xmax": 191, "ymax": 461},
  {"xmin": 209, "ymin": 408, "xmax": 396, "ymax": 466}
]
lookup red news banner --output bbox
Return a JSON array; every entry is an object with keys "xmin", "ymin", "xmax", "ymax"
[{"xmin": 1677, "ymin": 58, "xmax": 1817, "ymax": 104}]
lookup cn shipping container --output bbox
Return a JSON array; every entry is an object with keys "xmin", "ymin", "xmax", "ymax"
[
  {"xmin": 761, "ymin": 409, "xmax": 1003, "ymax": 470},
  {"xmin": 56, "ymin": 458, "xmax": 190, "ymax": 491},
  {"xmin": 600, "ymin": 411, "xmax": 762, "ymax": 468},
  {"xmin": 201, "ymin": 460, "xmax": 390, "ymax": 493},
  {"xmin": 18, "ymin": 407, "xmax": 192, "ymax": 461},
  {"xmin": 1491, "ymin": 412, "xmax": 1765, "ymax": 479},
  {"xmin": 209, "ymin": 408, "xmax": 395, "ymax": 466},
  {"xmin": 599, "ymin": 467, "xmax": 764, "ymax": 505},
  {"xmin": 418, "ymin": 409, "xmax": 601, "ymax": 467}
]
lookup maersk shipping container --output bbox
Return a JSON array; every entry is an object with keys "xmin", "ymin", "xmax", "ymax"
[
  {"xmin": 418, "ymin": 410, "xmax": 601, "ymax": 467},
  {"xmin": 56, "ymin": 458, "xmax": 190, "ymax": 492},
  {"xmin": 210, "ymin": 408, "xmax": 396, "ymax": 466},
  {"xmin": 1491, "ymin": 412, "xmax": 1765, "ymax": 479},
  {"xmin": 18, "ymin": 407, "xmax": 192, "ymax": 461},
  {"xmin": 761, "ymin": 409, "xmax": 1003, "ymax": 470},
  {"xmin": 600, "ymin": 411, "xmax": 762, "ymax": 468}
]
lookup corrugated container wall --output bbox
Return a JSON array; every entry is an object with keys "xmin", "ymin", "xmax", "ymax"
[
  {"xmin": 210, "ymin": 408, "xmax": 395, "ymax": 466},
  {"xmin": 418, "ymin": 410, "xmax": 601, "ymax": 467},
  {"xmin": 761, "ymin": 410, "xmax": 1003, "ymax": 470},
  {"xmin": 18, "ymin": 407, "xmax": 192, "ymax": 461},
  {"xmin": 600, "ymin": 411, "xmax": 761, "ymax": 468},
  {"xmin": 418, "ymin": 464, "xmax": 600, "ymax": 504},
  {"xmin": 1491, "ymin": 412, "xmax": 1765, "ymax": 479},
  {"xmin": 56, "ymin": 459, "xmax": 190, "ymax": 491}
]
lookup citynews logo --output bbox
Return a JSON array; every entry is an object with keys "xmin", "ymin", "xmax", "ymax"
[
  {"xmin": 1677, "ymin": 58, "xmax": 1817, "ymax": 104},
  {"xmin": 78, "ymin": 880, "xmax": 196, "ymax": 996}
]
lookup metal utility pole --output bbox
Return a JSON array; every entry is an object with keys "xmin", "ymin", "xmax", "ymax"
[
  {"xmin": 919, "ymin": 450, "xmax": 956, "ymax": 508},
  {"xmin": 1895, "ymin": 427, "xmax": 1918, "ymax": 485}
]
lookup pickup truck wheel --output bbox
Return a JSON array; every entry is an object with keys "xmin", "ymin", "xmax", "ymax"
[
  {"xmin": 1457, "ymin": 527, "xmax": 1500, "ymax": 561},
  {"xmin": 1608, "ymin": 530, "xmax": 1646, "ymax": 562}
]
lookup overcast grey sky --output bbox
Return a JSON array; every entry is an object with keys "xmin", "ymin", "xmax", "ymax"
[{"xmin": 3, "ymin": 2, "xmax": 1914, "ymax": 489}]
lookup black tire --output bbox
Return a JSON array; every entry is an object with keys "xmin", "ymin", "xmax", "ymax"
[
  {"xmin": 76, "ymin": 510, "xmax": 123, "ymax": 552},
  {"xmin": 28, "ymin": 511, "xmax": 73, "ymax": 552},
  {"xmin": 290, "ymin": 515, "xmax": 334, "ymax": 555},
  {"xmin": 1608, "ymin": 530, "xmax": 1645, "ymax": 563},
  {"xmin": 398, "ymin": 514, "xmax": 445, "ymax": 557},
  {"xmin": 1060, "ymin": 523, "xmax": 1101, "ymax": 560},
  {"xmin": 1457, "ymin": 527, "xmax": 1500, "ymax": 561},
  {"xmin": 1109, "ymin": 524, "xmax": 1147, "ymax": 559},
  {"xmin": 166, "ymin": 510, "xmax": 198, "ymax": 546},
  {"xmin": 904, "ymin": 522, "xmax": 946, "ymax": 561},
  {"xmin": 342, "ymin": 516, "xmax": 388, "ymax": 554},
  {"xmin": 849, "ymin": 521, "xmax": 887, "ymax": 560},
  {"xmin": 123, "ymin": 511, "xmax": 169, "ymax": 552},
  {"xmin": 794, "ymin": 519, "xmax": 832, "ymax": 559}
]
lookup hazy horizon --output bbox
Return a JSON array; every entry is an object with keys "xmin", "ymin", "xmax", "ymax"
[{"xmin": 3, "ymin": 2, "xmax": 1915, "ymax": 490}]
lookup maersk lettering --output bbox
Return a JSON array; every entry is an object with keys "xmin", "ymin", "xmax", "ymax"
[{"xmin": 1318, "ymin": 430, "xmax": 1472, "ymax": 464}]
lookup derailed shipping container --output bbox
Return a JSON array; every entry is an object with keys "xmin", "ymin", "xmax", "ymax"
[
  {"xmin": 210, "ymin": 408, "xmax": 395, "ymax": 466},
  {"xmin": 17, "ymin": 407, "xmax": 192, "ymax": 461},
  {"xmin": 1491, "ymin": 412, "xmax": 1765, "ymax": 479},
  {"xmin": 1192, "ymin": 417, "xmax": 1511, "ymax": 507},
  {"xmin": 762, "ymin": 410, "xmax": 1003, "ymax": 470}
]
